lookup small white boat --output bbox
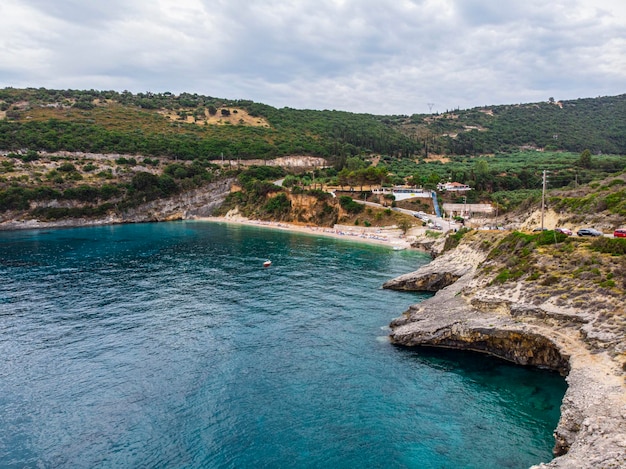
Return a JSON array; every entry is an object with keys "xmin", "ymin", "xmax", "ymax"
[
  {"xmin": 263, "ymin": 260, "xmax": 272, "ymax": 267},
  {"xmin": 392, "ymin": 245, "xmax": 406, "ymax": 251}
]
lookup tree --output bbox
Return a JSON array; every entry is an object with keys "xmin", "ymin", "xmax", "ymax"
[
  {"xmin": 408, "ymin": 172, "xmax": 422, "ymax": 187},
  {"xmin": 578, "ymin": 149, "xmax": 592, "ymax": 169},
  {"xmin": 473, "ymin": 159, "xmax": 492, "ymax": 191},
  {"xmin": 339, "ymin": 196, "xmax": 363, "ymax": 214},
  {"xmin": 264, "ymin": 192, "xmax": 291, "ymax": 216},
  {"xmin": 397, "ymin": 218, "xmax": 413, "ymax": 234},
  {"xmin": 344, "ymin": 156, "xmax": 367, "ymax": 171}
]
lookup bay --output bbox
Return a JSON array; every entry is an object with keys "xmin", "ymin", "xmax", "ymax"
[{"xmin": 0, "ymin": 221, "xmax": 566, "ymax": 468}]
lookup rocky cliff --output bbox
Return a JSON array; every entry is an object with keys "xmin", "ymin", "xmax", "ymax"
[
  {"xmin": 386, "ymin": 231, "xmax": 626, "ymax": 468},
  {"xmin": 0, "ymin": 178, "xmax": 233, "ymax": 230}
]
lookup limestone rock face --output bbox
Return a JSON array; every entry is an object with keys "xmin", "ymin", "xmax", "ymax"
[
  {"xmin": 120, "ymin": 178, "xmax": 233, "ymax": 222},
  {"xmin": 0, "ymin": 178, "xmax": 234, "ymax": 230},
  {"xmin": 383, "ymin": 239, "xmax": 488, "ymax": 291},
  {"xmin": 386, "ymin": 231, "xmax": 626, "ymax": 468},
  {"xmin": 383, "ymin": 267, "xmax": 467, "ymax": 291}
]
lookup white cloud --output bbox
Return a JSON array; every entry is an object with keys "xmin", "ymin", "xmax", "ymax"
[{"xmin": 0, "ymin": 0, "xmax": 624, "ymax": 114}]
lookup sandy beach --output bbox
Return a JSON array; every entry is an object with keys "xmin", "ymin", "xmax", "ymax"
[{"xmin": 196, "ymin": 216, "xmax": 413, "ymax": 249}]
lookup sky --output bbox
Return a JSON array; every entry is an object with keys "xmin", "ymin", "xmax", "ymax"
[{"xmin": 1, "ymin": 0, "xmax": 625, "ymax": 115}]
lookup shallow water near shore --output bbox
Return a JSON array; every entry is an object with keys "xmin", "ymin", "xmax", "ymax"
[{"xmin": 0, "ymin": 221, "xmax": 566, "ymax": 468}]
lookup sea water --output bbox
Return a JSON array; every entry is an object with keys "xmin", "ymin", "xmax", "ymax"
[{"xmin": 0, "ymin": 222, "xmax": 566, "ymax": 468}]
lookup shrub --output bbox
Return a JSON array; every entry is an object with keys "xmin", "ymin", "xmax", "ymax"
[
  {"xmin": 590, "ymin": 238, "xmax": 626, "ymax": 256},
  {"xmin": 31, "ymin": 205, "xmax": 113, "ymax": 220},
  {"xmin": 115, "ymin": 157, "xmax": 137, "ymax": 166},
  {"xmin": 494, "ymin": 269, "xmax": 511, "ymax": 283},
  {"xmin": 19, "ymin": 150, "xmax": 39, "ymax": 162},
  {"xmin": 96, "ymin": 170, "xmax": 113, "ymax": 179},
  {"xmin": 306, "ymin": 189, "xmax": 331, "ymax": 201},
  {"xmin": 247, "ymin": 180, "xmax": 282, "ymax": 198},
  {"xmin": 264, "ymin": 192, "xmax": 291, "ymax": 215},
  {"xmin": 425, "ymin": 230, "xmax": 442, "ymax": 238},
  {"xmin": 540, "ymin": 275, "xmax": 560, "ymax": 286},
  {"xmin": 58, "ymin": 163, "xmax": 77, "ymax": 172},
  {"xmin": 0, "ymin": 187, "xmax": 30, "ymax": 210},
  {"xmin": 131, "ymin": 171, "xmax": 159, "ymax": 192},
  {"xmin": 339, "ymin": 196, "xmax": 364, "ymax": 214},
  {"xmin": 443, "ymin": 227, "xmax": 470, "ymax": 252}
]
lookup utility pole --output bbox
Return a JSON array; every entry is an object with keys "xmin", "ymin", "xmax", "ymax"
[{"xmin": 541, "ymin": 170, "xmax": 547, "ymax": 230}]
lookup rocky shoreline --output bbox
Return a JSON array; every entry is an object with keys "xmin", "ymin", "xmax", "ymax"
[
  {"xmin": 2, "ymin": 184, "xmax": 624, "ymax": 466},
  {"xmin": 385, "ymin": 232, "xmax": 626, "ymax": 468},
  {"xmin": 0, "ymin": 179, "xmax": 233, "ymax": 231}
]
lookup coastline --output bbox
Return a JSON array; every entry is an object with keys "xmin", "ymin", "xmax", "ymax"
[
  {"xmin": 195, "ymin": 216, "xmax": 413, "ymax": 249},
  {"xmin": 386, "ymin": 231, "xmax": 626, "ymax": 468},
  {"xmin": 0, "ymin": 214, "xmax": 415, "ymax": 251}
]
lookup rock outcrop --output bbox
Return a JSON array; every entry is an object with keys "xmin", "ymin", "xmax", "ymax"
[
  {"xmin": 0, "ymin": 178, "xmax": 233, "ymax": 230},
  {"xmin": 387, "ymin": 231, "xmax": 626, "ymax": 468}
]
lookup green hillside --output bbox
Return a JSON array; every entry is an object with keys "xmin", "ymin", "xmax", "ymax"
[
  {"xmin": 404, "ymin": 95, "xmax": 626, "ymax": 155},
  {"xmin": 2, "ymin": 88, "xmax": 626, "ymax": 162},
  {"xmin": 0, "ymin": 88, "xmax": 419, "ymax": 163},
  {"xmin": 1, "ymin": 88, "xmax": 625, "ymax": 223}
]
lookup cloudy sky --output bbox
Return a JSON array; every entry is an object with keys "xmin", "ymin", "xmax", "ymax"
[{"xmin": 1, "ymin": 0, "xmax": 625, "ymax": 114}]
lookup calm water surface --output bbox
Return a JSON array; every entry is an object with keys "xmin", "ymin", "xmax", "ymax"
[{"xmin": 0, "ymin": 222, "xmax": 566, "ymax": 468}]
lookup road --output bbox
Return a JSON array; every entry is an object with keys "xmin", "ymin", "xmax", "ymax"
[{"xmin": 353, "ymin": 199, "xmax": 456, "ymax": 232}]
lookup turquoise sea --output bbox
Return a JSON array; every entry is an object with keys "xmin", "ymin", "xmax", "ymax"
[{"xmin": 0, "ymin": 222, "xmax": 566, "ymax": 468}]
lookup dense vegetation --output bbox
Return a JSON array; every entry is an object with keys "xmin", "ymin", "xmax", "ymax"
[
  {"xmin": 0, "ymin": 88, "xmax": 420, "ymax": 163},
  {"xmin": 2, "ymin": 88, "xmax": 626, "ymax": 163},
  {"xmin": 406, "ymin": 95, "xmax": 626, "ymax": 155},
  {"xmin": 1, "ymin": 87, "xmax": 625, "ymax": 220},
  {"xmin": 0, "ymin": 151, "xmax": 222, "ymax": 220},
  {"xmin": 481, "ymin": 231, "xmax": 624, "ymax": 294}
]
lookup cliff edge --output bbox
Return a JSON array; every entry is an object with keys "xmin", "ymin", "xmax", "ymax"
[{"xmin": 386, "ymin": 230, "xmax": 626, "ymax": 468}]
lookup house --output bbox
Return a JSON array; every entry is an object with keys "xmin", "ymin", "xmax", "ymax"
[
  {"xmin": 371, "ymin": 186, "xmax": 432, "ymax": 201},
  {"xmin": 437, "ymin": 181, "xmax": 472, "ymax": 192}
]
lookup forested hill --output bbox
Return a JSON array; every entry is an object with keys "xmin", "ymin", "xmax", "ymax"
[
  {"xmin": 1, "ymin": 88, "xmax": 625, "ymax": 164},
  {"xmin": 405, "ymin": 95, "xmax": 626, "ymax": 156}
]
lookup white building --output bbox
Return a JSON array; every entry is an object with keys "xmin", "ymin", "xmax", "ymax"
[
  {"xmin": 437, "ymin": 181, "xmax": 472, "ymax": 192},
  {"xmin": 371, "ymin": 186, "xmax": 432, "ymax": 202}
]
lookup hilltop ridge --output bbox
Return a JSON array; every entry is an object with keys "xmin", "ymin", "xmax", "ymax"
[{"xmin": 2, "ymin": 88, "xmax": 626, "ymax": 161}]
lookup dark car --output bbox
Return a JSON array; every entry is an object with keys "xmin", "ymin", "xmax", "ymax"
[{"xmin": 577, "ymin": 228, "xmax": 603, "ymax": 237}]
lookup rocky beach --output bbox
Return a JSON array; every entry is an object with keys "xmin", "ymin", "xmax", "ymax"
[{"xmin": 385, "ymin": 231, "xmax": 626, "ymax": 468}]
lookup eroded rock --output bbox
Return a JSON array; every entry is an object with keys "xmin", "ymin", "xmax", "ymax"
[{"xmin": 386, "ymin": 231, "xmax": 626, "ymax": 468}]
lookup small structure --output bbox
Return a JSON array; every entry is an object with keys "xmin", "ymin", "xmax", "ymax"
[
  {"xmin": 437, "ymin": 182, "xmax": 472, "ymax": 192},
  {"xmin": 443, "ymin": 203, "xmax": 494, "ymax": 218},
  {"xmin": 372, "ymin": 186, "xmax": 432, "ymax": 202}
]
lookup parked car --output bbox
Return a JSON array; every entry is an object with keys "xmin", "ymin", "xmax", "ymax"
[
  {"xmin": 555, "ymin": 227, "xmax": 573, "ymax": 236},
  {"xmin": 577, "ymin": 228, "xmax": 603, "ymax": 237},
  {"xmin": 413, "ymin": 211, "xmax": 430, "ymax": 222},
  {"xmin": 532, "ymin": 227, "xmax": 548, "ymax": 232},
  {"xmin": 614, "ymin": 228, "xmax": 626, "ymax": 238}
]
